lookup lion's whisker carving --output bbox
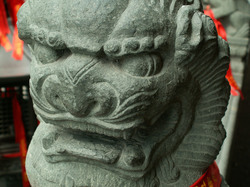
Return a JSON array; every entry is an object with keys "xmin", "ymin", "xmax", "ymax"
[
  {"xmin": 103, "ymin": 90, "xmax": 157, "ymax": 121},
  {"xmin": 30, "ymin": 84, "xmax": 58, "ymax": 114}
]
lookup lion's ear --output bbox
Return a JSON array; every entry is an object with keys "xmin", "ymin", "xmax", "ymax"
[{"xmin": 173, "ymin": 10, "xmax": 230, "ymax": 174}]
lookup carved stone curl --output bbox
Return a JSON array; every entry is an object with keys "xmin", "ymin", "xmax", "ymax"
[{"xmin": 17, "ymin": 0, "xmax": 230, "ymax": 186}]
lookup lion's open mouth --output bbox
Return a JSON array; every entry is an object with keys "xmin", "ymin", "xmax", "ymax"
[
  {"xmin": 37, "ymin": 101, "xmax": 182, "ymax": 179},
  {"xmin": 42, "ymin": 124, "xmax": 124, "ymax": 164},
  {"xmin": 40, "ymin": 121, "xmax": 150, "ymax": 179}
]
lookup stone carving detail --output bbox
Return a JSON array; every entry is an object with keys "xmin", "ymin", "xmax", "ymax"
[
  {"xmin": 203, "ymin": 0, "xmax": 250, "ymax": 57},
  {"xmin": 18, "ymin": 0, "xmax": 230, "ymax": 186}
]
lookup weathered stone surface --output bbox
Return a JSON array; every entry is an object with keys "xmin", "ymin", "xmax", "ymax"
[
  {"xmin": 203, "ymin": 0, "xmax": 250, "ymax": 57},
  {"xmin": 17, "ymin": 0, "xmax": 230, "ymax": 186}
]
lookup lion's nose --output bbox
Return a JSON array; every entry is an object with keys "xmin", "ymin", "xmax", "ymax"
[
  {"xmin": 42, "ymin": 74, "xmax": 95, "ymax": 117},
  {"xmin": 43, "ymin": 75, "xmax": 116, "ymax": 117},
  {"xmin": 48, "ymin": 54, "xmax": 99, "ymax": 117},
  {"xmin": 60, "ymin": 87, "xmax": 94, "ymax": 117}
]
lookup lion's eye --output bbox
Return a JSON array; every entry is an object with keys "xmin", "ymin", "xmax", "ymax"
[
  {"xmin": 115, "ymin": 54, "xmax": 163, "ymax": 77},
  {"xmin": 33, "ymin": 43, "xmax": 64, "ymax": 64}
]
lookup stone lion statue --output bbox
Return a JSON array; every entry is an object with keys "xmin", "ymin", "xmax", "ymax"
[{"xmin": 17, "ymin": 0, "xmax": 230, "ymax": 186}]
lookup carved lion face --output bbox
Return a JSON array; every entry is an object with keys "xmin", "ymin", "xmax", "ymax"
[{"xmin": 18, "ymin": 0, "xmax": 229, "ymax": 186}]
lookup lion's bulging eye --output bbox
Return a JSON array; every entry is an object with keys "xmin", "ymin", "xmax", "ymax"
[
  {"xmin": 33, "ymin": 43, "xmax": 64, "ymax": 64},
  {"xmin": 115, "ymin": 54, "xmax": 163, "ymax": 77}
]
